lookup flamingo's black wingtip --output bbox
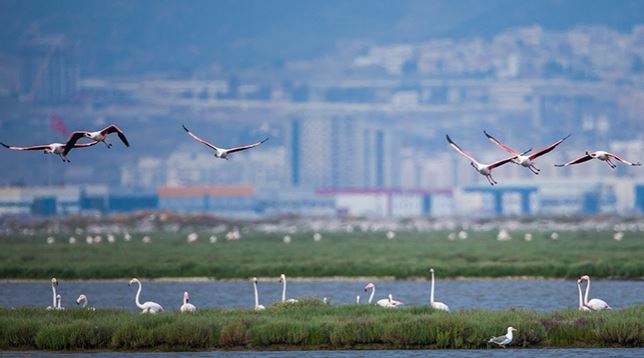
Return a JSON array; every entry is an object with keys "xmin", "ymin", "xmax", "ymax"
[
  {"xmin": 260, "ymin": 137, "xmax": 269, "ymax": 144},
  {"xmin": 0, "ymin": 142, "xmax": 9, "ymax": 149},
  {"xmin": 554, "ymin": 164, "xmax": 564, "ymax": 167},
  {"xmin": 182, "ymin": 125, "xmax": 189, "ymax": 132}
]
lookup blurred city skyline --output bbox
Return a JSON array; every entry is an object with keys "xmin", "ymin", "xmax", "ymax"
[{"xmin": 0, "ymin": 0, "xmax": 643, "ymax": 217}]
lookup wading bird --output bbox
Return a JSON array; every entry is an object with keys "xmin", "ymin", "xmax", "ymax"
[
  {"xmin": 1, "ymin": 141, "xmax": 99, "ymax": 163},
  {"xmin": 63, "ymin": 124, "xmax": 130, "ymax": 156},
  {"xmin": 429, "ymin": 268, "xmax": 449, "ymax": 312},
  {"xmin": 579, "ymin": 275, "xmax": 612, "ymax": 311},
  {"xmin": 279, "ymin": 274, "xmax": 298, "ymax": 303},
  {"xmin": 446, "ymin": 135, "xmax": 517, "ymax": 185},
  {"xmin": 128, "ymin": 278, "xmax": 164, "ymax": 313},
  {"xmin": 556, "ymin": 151, "xmax": 641, "ymax": 169},
  {"xmin": 180, "ymin": 291, "xmax": 197, "ymax": 312},
  {"xmin": 378, "ymin": 293, "xmax": 403, "ymax": 308},
  {"xmin": 488, "ymin": 327, "xmax": 517, "ymax": 348},
  {"xmin": 576, "ymin": 279, "xmax": 591, "ymax": 312},
  {"xmin": 76, "ymin": 294, "xmax": 96, "ymax": 310},
  {"xmin": 46, "ymin": 278, "xmax": 59, "ymax": 310},
  {"xmin": 252, "ymin": 277, "xmax": 265, "ymax": 311},
  {"xmin": 484, "ymin": 131, "xmax": 570, "ymax": 174},
  {"xmin": 182, "ymin": 125, "xmax": 268, "ymax": 160}
]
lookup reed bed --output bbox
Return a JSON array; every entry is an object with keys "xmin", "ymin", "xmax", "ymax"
[
  {"xmin": 1, "ymin": 300, "xmax": 642, "ymax": 351},
  {"xmin": 1, "ymin": 230, "xmax": 642, "ymax": 279}
]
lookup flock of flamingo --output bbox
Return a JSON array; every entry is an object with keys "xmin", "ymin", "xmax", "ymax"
[
  {"xmin": 42, "ymin": 270, "xmax": 612, "ymax": 348},
  {"xmin": 1, "ymin": 124, "xmax": 640, "ymax": 187}
]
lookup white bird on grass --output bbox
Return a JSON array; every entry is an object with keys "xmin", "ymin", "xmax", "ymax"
[
  {"xmin": 556, "ymin": 151, "xmax": 641, "ymax": 169},
  {"xmin": 279, "ymin": 274, "xmax": 298, "ymax": 303},
  {"xmin": 446, "ymin": 134, "xmax": 517, "ymax": 185},
  {"xmin": 488, "ymin": 326, "xmax": 517, "ymax": 348},
  {"xmin": 128, "ymin": 278, "xmax": 164, "ymax": 313},
  {"xmin": 579, "ymin": 275, "xmax": 612, "ymax": 311},
  {"xmin": 182, "ymin": 125, "xmax": 268, "ymax": 160},
  {"xmin": 180, "ymin": 291, "xmax": 197, "ymax": 312},
  {"xmin": 63, "ymin": 124, "xmax": 130, "ymax": 156},
  {"xmin": 429, "ymin": 268, "xmax": 449, "ymax": 312},
  {"xmin": 484, "ymin": 131, "xmax": 570, "ymax": 174}
]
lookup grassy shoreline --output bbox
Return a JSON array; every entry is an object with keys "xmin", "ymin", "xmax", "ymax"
[
  {"xmin": 1, "ymin": 230, "xmax": 643, "ymax": 280},
  {"xmin": 1, "ymin": 300, "xmax": 642, "ymax": 351}
]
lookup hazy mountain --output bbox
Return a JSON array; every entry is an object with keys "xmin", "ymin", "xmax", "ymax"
[{"xmin": 1, "ymin": 0, "xmax": 643, "ymax": 76}]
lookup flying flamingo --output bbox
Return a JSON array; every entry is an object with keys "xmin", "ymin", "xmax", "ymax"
[
  {"xmin": 483, "ymin": 131, "xmax": 570, "ymax": 174},
  {"xmin": 556, "ymin": 151, "xmax": 641, "ymax": 169},
  {"xmin": 76, "ymin": 294, "xmax": 96, "ymax": 311},
  {"xmin": 182, "ymin": 125, "xmax": 268, "ymax": 160},
  {"xmin": 180, "ymin": 291, "xmax": 197, "ymax": 312},
  {"xmin": 63, "ymin": 124, "xmax": 130, "ymax": 156},
  {"xmin": 429, "ymin": 268, "xmax": 449, "ymax": 312},
  {"xmin": 128, "ymin": 278, "xmax": 164, "ymax": 313},
  {"xmin": 488, "ymin": 327, "xmax": 517, "ymax": 348},
  {"xmin": 576, "ymin": 279, "xmax": 591, "ymax": 312},
  {"xmin": 579, "ymin": 275, "xmax": 612, "ymax": 311},
  {"xmin": 446, "ymin": 135, "xmax": 517, "ymax": 185},
  {"xmin": 46, "ymin": 277, "xmax": 59, "ymax": 310},
  {"xmin": 279, "ymin": 274, "xmax": 298, "ymax": 303},
  {"xmin": 1, "ymin": 140, "xmax": 99, "ymax": 163},
  {"xmin": 252, "ymin": 277, "xmax": 265, "ymax": 310}
]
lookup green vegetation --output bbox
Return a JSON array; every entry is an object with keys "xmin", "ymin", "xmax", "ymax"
[
  {"xmin": 1, "ymin": 300, "xmax": 642, "ymax": 351},
  {"xmin": 0, "ymin": 230, "xmax": 643, "ymax": 279}
]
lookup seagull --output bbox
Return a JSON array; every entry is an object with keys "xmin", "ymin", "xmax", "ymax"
[
  {"xmin": 63, "ymin": 124, "xmax": 130, "ymax": 156},
  {"xmin": 555, "ymin": 151, "xmax": 641, "ymax": 168},
  {"xmin": 182, "ymin": 125, "xmax": 268, "ymax": 160},
  {"xmin": 484, "ymin": 131, "xmax": 570, "ymax": 174},
  {"xmin": 446, "ymin": 134, "xmax": 517, "ymax": 185},
  {"xmin": 1, "ymin": 140, "xmax": 99, "ymax": 163},
  {"xmin": 488, "ymin": 326, "xmax": 517, "ymax": 348}
]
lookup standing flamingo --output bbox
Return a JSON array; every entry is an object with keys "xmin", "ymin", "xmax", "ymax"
[
  {"xmin": 446, "ymin": 135, "xmax": 517, "ymax": 185},
  {"xmin": 429, "ymin": 268, "xmax": 450, "ymax": 312},
  {"xmin": 128, "ymin": 278, "xmax": 164, "ymax": 313},
  {"xmin": 364, "ymin": 283, "xmax": 377, "ymax": 304},
  {"xmin": 180, "ymin": 291, "xmax": 197, "ymax": 312},
  {"xmin": 1, "ymin": 141, "xmax": 99, "ymax": 163},
  {"xmin": 579, "ymin": 275, "xmax": 612, "ymax": 311},
  {"xmin": 556, "ymin": 151, "xmax": 641, "ymax": 169},
  {"xmin": 576, "ymin": 279, "xmax": 591, "ymax": 312},
  {"xmin": 484, "ymin": 131, "xmax": 570, "ymax": 174},
  {"xmin": 76, "ymin": 294, "xmax": 96, "ymax": 310},
  {"xmin": 56, "ymin": 294, "xmax": 64, "ymax": 310},
  {"xmin": 252, "ymin": 277, "xmax": 265, "ymax": 310},
  {"xmin": 46, "ymin": 278, "xmax": 59, "ymax": 310},
  {"xmin": 63, "ymin": 124, "xmax": 129, "ymax": 156},
  {"xmin": 182, "ymin": 125, "xmax": 268, "ymax": 160},
  {"xmin": 279, "ymin": 274, "xmax": 298, "ymax": 303}
]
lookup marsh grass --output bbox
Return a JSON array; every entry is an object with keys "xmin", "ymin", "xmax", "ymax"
[
  {"xmin": 1, "ymin": 302, "xmax": 642, "ymax": 351},
  {"xmin": 1, "ymin": 230, "xmax": 642, "ymax": 279}
]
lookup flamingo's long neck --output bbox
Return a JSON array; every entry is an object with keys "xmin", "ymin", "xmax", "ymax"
[
  {"xmin": 183, "ymin": 295, "xmax": 188, "ymax": 305},
  {"xmin": 583, "ymin": 278, "xmax": 591, "ymax": 305},
  {"xmin": 51, "ymin": 282, "xmax": 57, "ymax": 308},
  {"xmin": 134, "ymin": 281, "xmax": 144, "ymax": 309},
  {"xmin": 368, "ymin": 286, "xmax": 375, "ymax": 304},
  {"xmin": 577, "ymin": 282, "xmax": 584, "ymax": 309},
  {"xmin": 253, "ymin": 282, "xmax": 260, "ymax": 308},
  {"xmin": 281, "ymin": 278, "xmax": 287, "ymax": 302},
  {"xmin": 430, "ymin": 271, "xmax": 435, "ymax": 304},
  {"xmin": 81, "ymin": 297, "xmax": 87, "ymax": 308}
]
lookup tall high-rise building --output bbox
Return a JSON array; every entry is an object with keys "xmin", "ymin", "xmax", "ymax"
[
  {"xmin": 20, "ymin": 35, "xmax": 78, "ymax": 104},
  {"xmin": 289, "ymin": 116, "xmax": 400, "ymax": 189}
]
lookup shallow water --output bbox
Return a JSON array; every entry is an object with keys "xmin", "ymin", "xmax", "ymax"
[
  {"xmin": 0, "ymin": 278, "xmax": 641, "ymax": 312},
  {"xmin": 2, "ymin": 348, "xmax": 644, "ymax": 357}
]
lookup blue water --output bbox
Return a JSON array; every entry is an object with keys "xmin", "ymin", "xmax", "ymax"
[
  {"xmin": 2, "ymin": 348, "xmax": 643, "ymax": 357},
  {"xmin": 1, "ymin": 279, "xmax": 641, "ymax": 312}
]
